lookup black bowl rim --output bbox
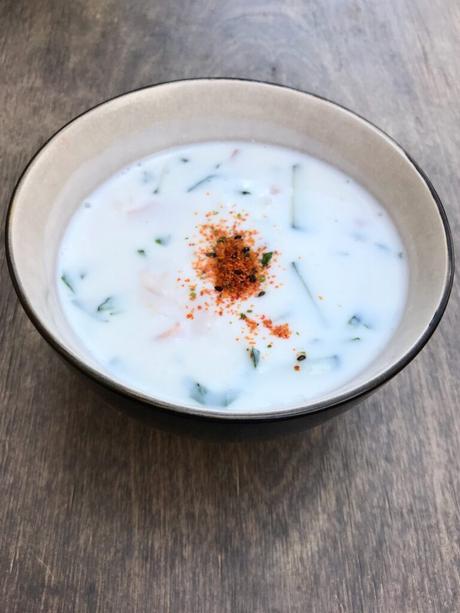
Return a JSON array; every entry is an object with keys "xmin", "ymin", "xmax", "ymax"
[{"xmin": 5, "ymin": 78, "xmax": 455, "ymax": 423}]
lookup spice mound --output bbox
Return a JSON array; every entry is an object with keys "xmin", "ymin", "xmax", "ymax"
[{"xmin": 194, "ymin": 222, "xmax": 272, "ymax": 303}]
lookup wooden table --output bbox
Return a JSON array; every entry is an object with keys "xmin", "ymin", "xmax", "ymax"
[{"xmin": 1, "ymin": 1, "xmax": 459, "ymax": 611}]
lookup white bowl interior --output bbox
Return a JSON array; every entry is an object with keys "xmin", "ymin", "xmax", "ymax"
[{"xmin": 7, "ymin": 80, "xmax": 451, "ymax": 417}]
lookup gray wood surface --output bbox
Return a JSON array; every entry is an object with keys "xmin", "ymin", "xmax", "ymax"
[{"xmin": 1, "ymin": 1, "xmax": 459, "ymax": 611}]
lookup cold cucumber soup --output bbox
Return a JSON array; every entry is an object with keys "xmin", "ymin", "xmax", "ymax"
[{"xmin": 57, "ymin": 141, "xmax": 408, "ymax": 412}]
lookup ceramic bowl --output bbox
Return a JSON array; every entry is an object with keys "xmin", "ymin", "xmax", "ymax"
[{"xmin": 6, "ymin": 79, "xmax": 454, "ymax": 439}]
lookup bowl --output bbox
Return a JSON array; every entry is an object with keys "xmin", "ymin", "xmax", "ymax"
[{"xmin": 6, "ymin": 79, "xmax": 454, "ymax": 439}]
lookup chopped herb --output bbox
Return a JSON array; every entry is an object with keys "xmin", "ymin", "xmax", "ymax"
[
  {"xmin": 351, "ymin": 337, "xmax": 361, "ymax": 341},
  {"xmin": 258, "ymin": 274, "xmax": 266, "ymax": 283},
  {"xmin": 291, "ymin": 262, "xmax": 327, "ymax": 326},
  {"xmin": 97, "ymin": 296, "xmax": 116, "ymax": 313},
  {"xmin": 153, "ymin": 165, "xmax": 168, "ymax": 194},
  {"xmin": 137, "ymin": 249, "xmax": 146, "ymax": 256},
  {"xmin": 189, "ymin": 381, "xmax": 237, "ymax": 407},
  {"xmin": 190, "ymin": 291, "xmax": 197, "ymax": 300},
  {"xmin": 181, "ymin": 157, "xmax": 189, "ymax": 163},
  {"xmin": 190, "ymin": 382, "xmax": 208, "ymax": 404},
  {"xmin": 261, "ymin": 252, "xmax": 273, "ymax": 267},
  {"xmin": 240, "ymin": 313, "xmax": 247, "ymax": 319},
  {"xmin": 348, "ymin": 314, "xmax": 371, "ymax": 329},
  {"xmin": 206, "ymin": 251, "xmax": 217, "ymax": 258},
  {"xmin": 240, "ymin": 190, "xmax": 251, "ymax": 195},
  {"xmin": 257, "ymin": 291, "xmax": 266, "ymax": 297},
  {"xmin": 247, "ymin": 309, "xmax": 253, "ymax": 313},
  {"xmin": 242, "ymin": 246, "xmax": 250, "ymax": 254},
  {"xmin": 186, "ymin": 174, "xmax": 217, "ymax": 192},
  {"xmin": 250, "ymin": 347, "xmax": 261, "ymax": 368},
  {"xmin": 234, "ymin": 234, "xmax": 242, "ymax": 240},
  {"xmin": 216, "ymin": 236, "xmax": 226, "ymax": 243},
  {"xmin": 249, "ymin": 274, "xmax": 257, "ymax": 283},
  {"xmin": 297, "ymin": 352, "xmax": 307, "ymax": 361},
  {"xmin": 61, "ymin": 274, "xmax": 75, "ymax": 293},
  {"xmin": 154, "ymin": 235, "xmax": 171, "ymax": 246}
]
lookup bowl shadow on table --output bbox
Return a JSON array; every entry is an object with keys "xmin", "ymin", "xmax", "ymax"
[{"xmin": 50, "ymin": 368, "xmax": 374, "ymax": 545}]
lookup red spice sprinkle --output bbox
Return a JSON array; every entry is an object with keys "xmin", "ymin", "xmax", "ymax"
[
  {"xmin": 243, "ymin": 317, "xmax": 258, "ymax": 333},
  {"xmin": 194, "ymin": 222, "xmax": 269, "ymax": 303},
  {"xmin": 185, "ymin": 212, "xmax": 293, "ymax": 343},
  {"xmin": 261, "ymin": 316, "xmax": 291, "ymax": 339}
]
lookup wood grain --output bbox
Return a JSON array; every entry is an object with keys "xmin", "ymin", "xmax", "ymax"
[{"xmin": 1, "ymin": 0, "xmax": 459, "ymax": 611}]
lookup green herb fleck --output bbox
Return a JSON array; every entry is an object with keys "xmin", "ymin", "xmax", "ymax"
[
  {"xmin": 137, "ymin": 249, "xmax": 146, "ymax": 256},
  {"xmin": 257, "ymin": 291, "xmax": 266, "ymax": 297},
  {"xmin": 189, "ymin": 381, "xmax": 238, "ymax": 407},
  {"xmin": 61, "ymin": 274, "xmax": 75, "ymax": 293},
  {"xmin": 155, "ymin": 235, "xmax": 171, "ymax": 246},
  {"xmin": 348, "ymin": 314, "xmax": 371, "ymax": 329},
  {"xmin": 291, "ymin": 262, "xmax": 327, "ymax": 326},
  {"xmin": 181, "ymin": 157, "xmax": 189, "ymax": 163},
  {"xmin": 297, "ymin": 352, "xmax": 307, "ymax": 361},
  {"xmin": 96, "ymin": 296, "xmax": 119, "ymax": 315},
  {"xmin": 153, "ymin": 165, "xmax": 168, "ymax": 194},
  {"xmin": 240, "ymin": 313, "xmax": 247, "ymax": 320},
  {"xmin": 250, "ymin": 347, "xmax": 261, "ymax": 368},
  {"xmin": 350, "ymin": 337, "xmax": 361, "ymax": 342},
  {"xmin": 190, "ymin": 382, "xmax": 208, "ymax": 404},
  {"xmin": 261, "ymin": 252, "xmax": 273, "ymax": 267},
  {"xmin": 187, "ymin": 174, "xmax": 217, "ymax": 192},
  {"xmin": 240, "ymin": 189, "xmax": 251, "ymax": 195}
]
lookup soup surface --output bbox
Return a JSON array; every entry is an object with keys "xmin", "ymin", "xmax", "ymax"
[{"xmin": 57, "ymin": 141, "xmax": 408, "ymax": 412}]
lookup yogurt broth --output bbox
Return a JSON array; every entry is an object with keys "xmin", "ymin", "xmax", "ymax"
[{"xmin": 57, "ymin": 142, "xmax": 408, "ymax": 412}]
